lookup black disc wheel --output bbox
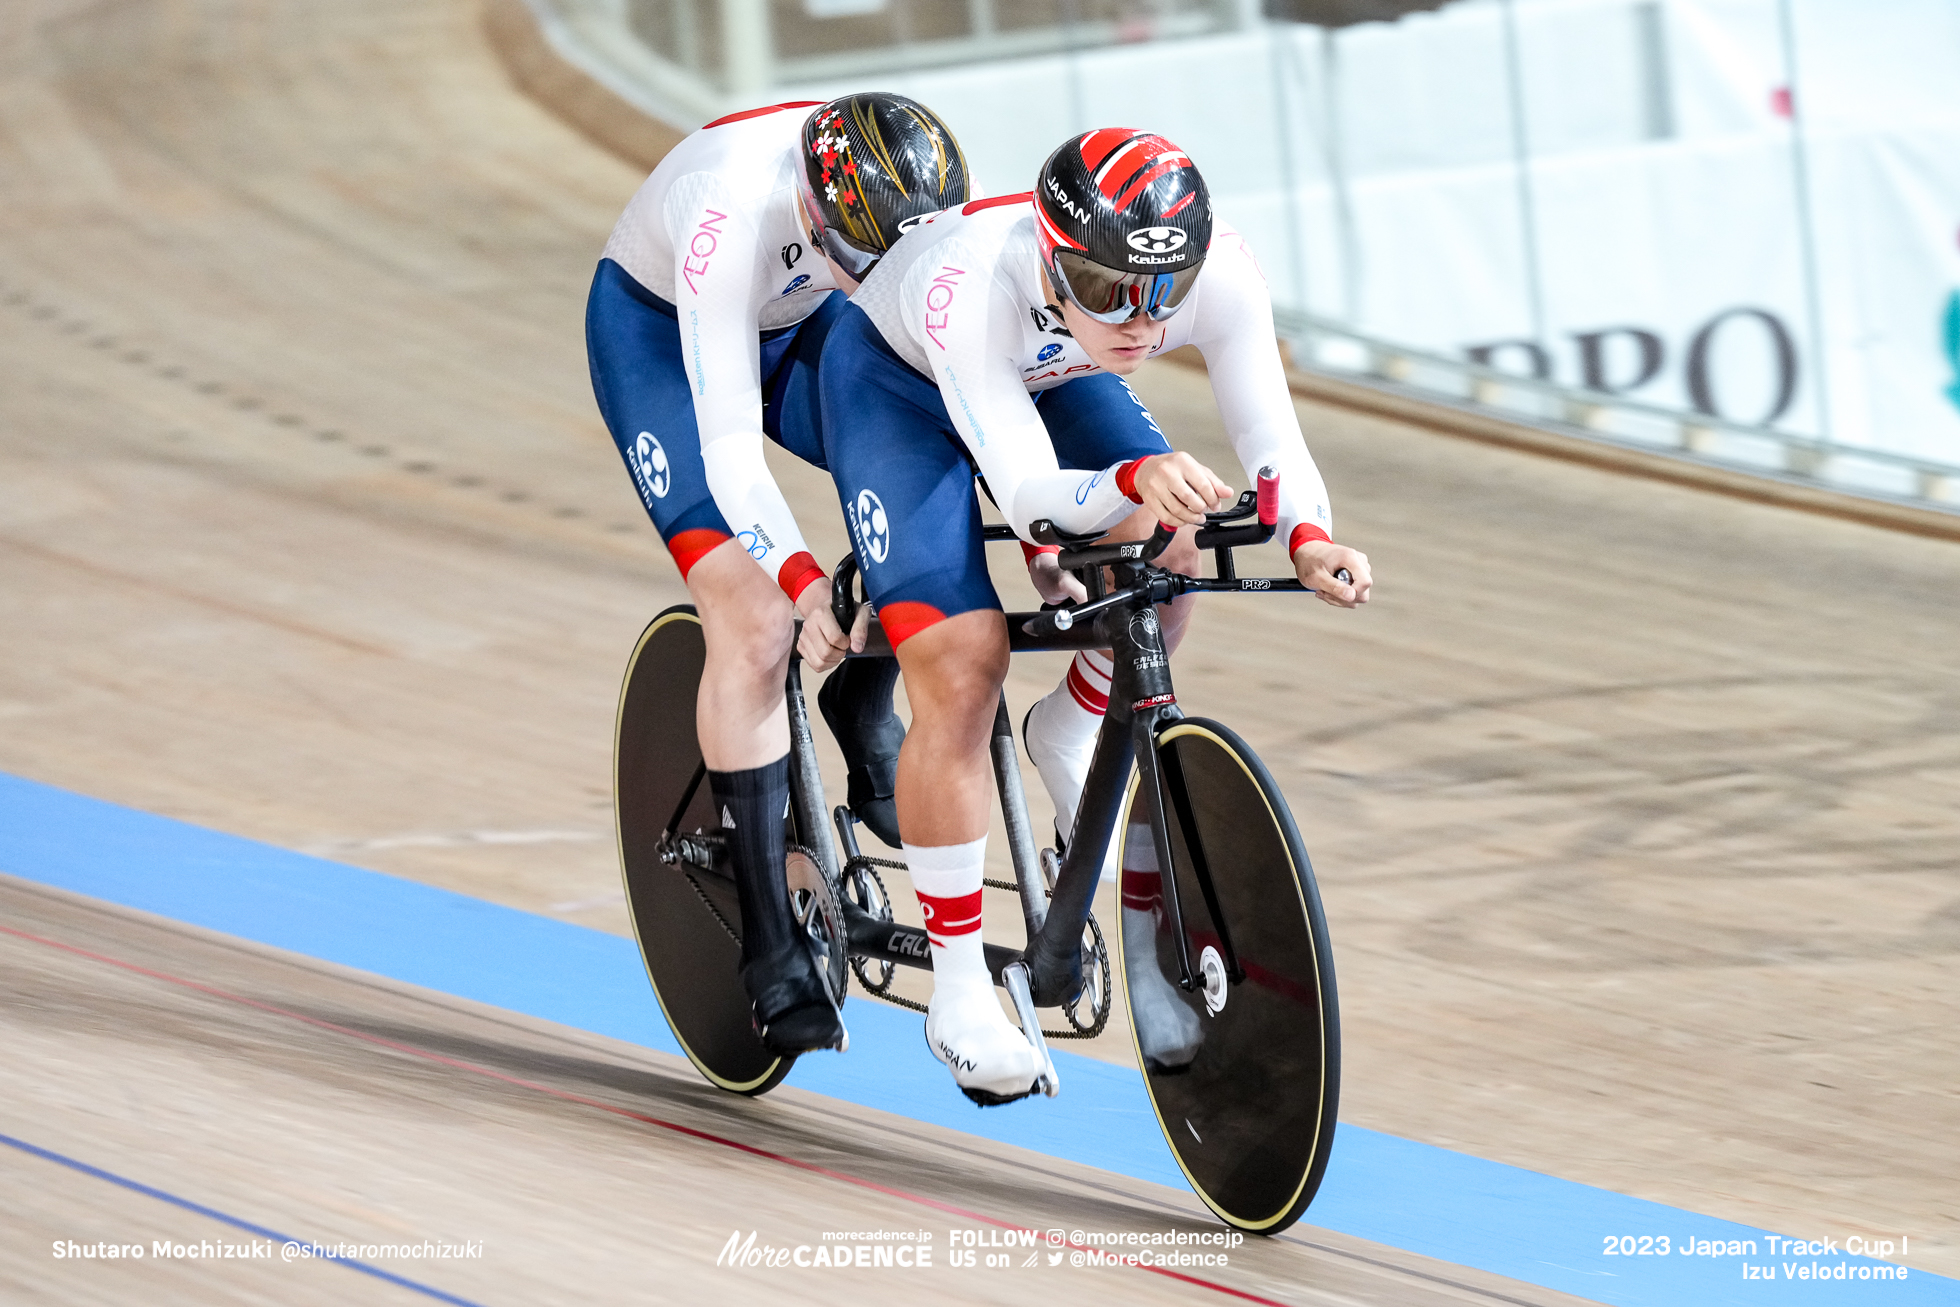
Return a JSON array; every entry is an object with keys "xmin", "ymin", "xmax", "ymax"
[
  {"xmin": 615, "ymin": 606, "xmax": 792, "ymax": 1096},
  {"xmin": 1117, "ymin": 717, "xmax": 1340, "ymax": 1234}
]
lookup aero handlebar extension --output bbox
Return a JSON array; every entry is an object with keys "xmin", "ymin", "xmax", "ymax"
[{"xmin": 831, "ymin": 466, "xmax": 1348, "ymax": 642}]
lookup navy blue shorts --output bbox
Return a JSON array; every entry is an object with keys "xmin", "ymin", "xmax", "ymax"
[
  {"xmin": 816, "ymin": 302, "xmax": 1170, "ymax": 646},
  {"xmin": 585, "ymin": 257, "xmax": 838, "ymax": 575}
]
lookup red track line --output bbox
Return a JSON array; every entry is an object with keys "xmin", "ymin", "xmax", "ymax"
[{"xmin": 1, "ymin": 922, "xmax": 1292, "ymax": 1306}]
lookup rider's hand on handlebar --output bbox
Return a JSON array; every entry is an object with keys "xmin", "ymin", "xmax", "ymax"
[
  {"xmin": 1135, "ymin": 452, "xmax": 1232, "ymax": 528},
  {"xmin": 794, "ymin": 578, "xmax": 868, "ymax": 671},
  {"xmin": 1293, "ymin": 539, "xmax": 1373, "ymax": 609},
  {"xmin": 1027, "ymin": 550, "xmax": 1088, "ymax": 606}
]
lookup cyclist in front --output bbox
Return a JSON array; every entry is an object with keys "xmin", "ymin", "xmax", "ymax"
[
  {"xmin": 586, "ymin": 93, "xmax": 970, "ymax": 1059},
  {"xmin": 817, "ymin": 130, "xmax": 1372, "ymax": 1103}
]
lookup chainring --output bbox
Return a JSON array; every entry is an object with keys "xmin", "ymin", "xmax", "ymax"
[
  {"xmin": 785, "ymin": 847, "xmax": 848, "ymax": 1009},
  {"xmin": 1060, "ymin": 908, "xmax": 1112, "ymax": 1039},
  {"xmin": 840, "ymin": 858, "xmax": 897, "ymax": 997}
]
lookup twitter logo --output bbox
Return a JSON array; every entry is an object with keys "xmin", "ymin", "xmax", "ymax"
[{"xmin": 1047, "ymin": 1250, "xmax": 1065, "ymax": 1266}]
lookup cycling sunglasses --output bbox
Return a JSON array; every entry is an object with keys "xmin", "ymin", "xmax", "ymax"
[
  {"xmin": 1051, "ymin": 249, "xmax": 1202, "ymax": 325},
  {"xmin": 798, "ymin": 178, "xmax": 884, "ymax": 280},
  {"xmin": 817, "ymin": 224, "xmax": 882, "ymax": 279}
]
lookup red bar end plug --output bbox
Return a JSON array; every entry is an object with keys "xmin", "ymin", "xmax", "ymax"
[{"xmin": 1256, "ymin": 465, "xmax": 1280, "ymax": 526}]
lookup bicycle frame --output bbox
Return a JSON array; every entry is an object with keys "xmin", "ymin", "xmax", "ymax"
[
  {"xmin": 627, "ymin": 475, "xmax": 1341, "ymax": 1217},
  {"xmin": 803, "ymin": 470, "xmax": 1311, "ymax": 1012}
]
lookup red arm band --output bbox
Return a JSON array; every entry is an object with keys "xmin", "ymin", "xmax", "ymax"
[
  {"xmin": 1020, "ymin": 541, "xmax": 1061, "ymax": 565},
  {"xmin": 1289, "ymin": 522, "xmax": 1332, "ymax": 557},
  {"xmin": 1114, "ymin": 457, "xmax": 1150, "ymax": 504},
  {"xmin": 777, "ymin": 551, "xmax": 825, "ymax": 602}
]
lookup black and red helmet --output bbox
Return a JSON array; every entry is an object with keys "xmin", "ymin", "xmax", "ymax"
[
  {"xmin": 1034, "ymin": 129, "xmax": 1212, "ymax": 324},
  {"xmin": 798, "ymin": 93, "xmax": 970, "ymax": 281}
]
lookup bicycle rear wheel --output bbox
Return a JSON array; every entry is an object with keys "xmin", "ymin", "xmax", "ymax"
[
  {"xmin": 615, "ymin": 606, "xmax": 793, "ymax": 1096},
  {"xmin": 1118, "ymin": 717, "xmax": 1340, "ymax": 1233}
]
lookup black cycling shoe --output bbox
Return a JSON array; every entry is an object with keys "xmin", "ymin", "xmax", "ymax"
[
  {"xmin": 818, "ymin": 658, "xmax": 905, "ymax": 848},
  {"xmin": 959, "ymin": 1084, "xmax": 1040, "ymax": 1107},
  {"xmin": 743, "ymin": 945, "xmax": 846, "ymax": 1056}
]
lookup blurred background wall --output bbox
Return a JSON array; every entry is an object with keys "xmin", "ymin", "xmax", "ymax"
[{"xmin": 517, "ymin": 0, "xmax": 1960, "ymax": 475}]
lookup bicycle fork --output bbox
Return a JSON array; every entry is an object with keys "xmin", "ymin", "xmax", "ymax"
[
  {"xmin": 1022, "ymin": 600, "xmax": 1164, "ymax": 1006},
  {"xmin": 1021, "ymin": 601, "xmax": 1244, "ymax": 1006}
]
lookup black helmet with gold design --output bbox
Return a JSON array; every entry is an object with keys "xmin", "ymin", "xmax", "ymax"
[{"xmin": 797, "ymin": 93, "xmax": 970, "ymax": 281}]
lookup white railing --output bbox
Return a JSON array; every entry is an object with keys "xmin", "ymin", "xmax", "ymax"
[
  {"xmin": 623, "ymin": 0, "xmax": 1245, "ymax": 95},
  {"xmin": 1276, "ymin": 310, "xmax": 1960, "ymax": 514},
  {"xmin": 515, "ymin": 0, "xmax": 1960, "ymax": 520},
  {"xmin": 519, "ymin": 0, "xmax": 1248, "ymax": 140}
]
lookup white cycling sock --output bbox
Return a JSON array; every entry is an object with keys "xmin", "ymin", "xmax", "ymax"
[
  {"xmin": 1025, "ymin": 650, "xmax": 1112, "ymax": 844},
  {"xmin": 906, "ymin": 837, "xmax": 989, "ymax": 985},
  {"xmin": 1062, "ymin": 649, "xmax": 1113, "ymax": 721},
  {"xmin": 908, "ymin": 837, "xmax": 1041, "ymax": 1098}
]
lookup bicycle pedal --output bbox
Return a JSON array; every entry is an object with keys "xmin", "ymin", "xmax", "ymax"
[{"xmin": 814, "ymin": 983, "xmax": 851, "ymax": 1054}]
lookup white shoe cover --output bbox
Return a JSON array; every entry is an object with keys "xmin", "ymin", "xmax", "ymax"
[
  {"xmin": 1123, "ymin": 906, "xmax": 1204, "ymax": 1071},
  {"xmin": 1023, "ymin": 686, "xmax": 1097, "ymax": 848},
  {"xmin": 925, "ymin": 979, "xmax": 1043, "ymax": 1101}
]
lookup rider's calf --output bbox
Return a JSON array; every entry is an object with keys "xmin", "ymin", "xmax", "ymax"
[
  {"xmin": 688, "ymin": 541, "xmax": 799, "ymax": 770},
  {"xmin": 890, "ymin": 609, "xmax": 1010, "ymax": 847}
]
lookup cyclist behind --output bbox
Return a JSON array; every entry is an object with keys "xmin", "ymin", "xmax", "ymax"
[
  {"xmin": 817, "ymin": 130, "xmax": 1372, "ymax": 1102},
  {"xmin": 587, "ymin": 93, "xmax": 971, "ymax": 1057}
]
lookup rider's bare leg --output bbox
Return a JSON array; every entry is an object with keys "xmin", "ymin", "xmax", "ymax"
[
  {"xmin": 892, "ymin": 610, "xmax": 1042, "ymax": 1101},
  {"xmin": 1025, "ymin": 507, "xmax": 1202, "ymax": 847},
  {"xmin": 891, "ymin": 608, "xmax": 1006, "ymax": 845},
  {"xmin": 685, "ymin": 540, "xmax": 841, "ymax": 1052},
  {"xmin": 688, "ymin": 540, "xmax": 794, "ymax": 771}
]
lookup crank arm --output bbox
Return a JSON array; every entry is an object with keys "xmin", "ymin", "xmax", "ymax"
[{"xmin": 1002, "ymin": 961, "xmax": 1060, "ymax": 1098}]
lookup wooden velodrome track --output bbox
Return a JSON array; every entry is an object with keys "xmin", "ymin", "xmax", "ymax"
[{"xmin": 2, "ymin": 0, "xmax": 1955, "ymax": 1301}]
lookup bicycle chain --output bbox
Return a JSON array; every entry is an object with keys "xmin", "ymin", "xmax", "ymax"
[
  {"xmin": 680, "ymin": 869, "xmax": 741, "ymax": 946},
  {"xmin": 677, "ymin": 847, "xmax": 1111, "ymax": 1041},
  {"xmin": 840, "ymin": 854, "xmax": 1111, "ymax": 1040},
  {"xmin": 675, "ymin": 842, "xmax": 827, "ymax": 950},
  {"xmin": 833, "ymin": 849, "xmax": 1028, "ymax": 899}
]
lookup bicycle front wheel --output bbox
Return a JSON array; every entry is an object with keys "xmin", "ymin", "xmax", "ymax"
[{"xmin": 1118, "ymin": 717, "xmax": 1340, "ymax": 1234}]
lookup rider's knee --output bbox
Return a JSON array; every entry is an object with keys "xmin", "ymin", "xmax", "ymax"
[
  {"xmin": 902, "ymin": 613, "xmax": 1008, "ymax": 725},
  {"xmin": 692, "ymin": 554, "xmax": 796, "ymax": 672},
  {"xmin": 935, "ymin": 642, "xmax": 1009, "ymax": 704},
  {"xmin": 724, "ymin": 617, "xmax": 794, "ymax": 682},
  {"xmin": 949, "ymin": 637, "xmax": 1010, "ymax": 702}
]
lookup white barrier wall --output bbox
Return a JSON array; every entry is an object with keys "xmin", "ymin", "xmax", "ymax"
[{"xmin": 774, "ymin": 0, "xmax": 1960, "ymax": 464}]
